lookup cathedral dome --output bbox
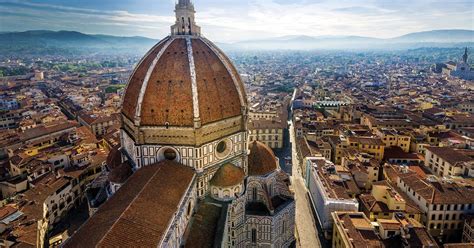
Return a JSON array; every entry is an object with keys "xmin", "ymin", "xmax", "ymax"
[
  {"xmin": 248, "ymin": 141, "xmax": 278, "ymax": 176},
  {"xmin": 122, "ymin": 36, "xmax": 246, "ymax": 128},
  {"xmin": 120, "ymin": 1, "xmax": 247, "ymax": 146}
]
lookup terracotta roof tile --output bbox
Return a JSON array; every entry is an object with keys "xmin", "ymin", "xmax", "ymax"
[{"xmin": 65, "ymin": 160, "xmax": 195, "ymax": 248}]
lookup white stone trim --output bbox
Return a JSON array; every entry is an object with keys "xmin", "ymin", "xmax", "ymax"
[
  {"xmin": 134, "ymin": 37, "xmax": 176, "ymax": 124},
  {"xmin": 201, "ymin": 37, "xmax": 246, "ymax": 107},
  {"xmin": 186, "ymin": 37, "xmax": 201, "ymax": 122},
  {"xmin": 121, "ymin": 36, "xmax": 170, "ymax": 108}
]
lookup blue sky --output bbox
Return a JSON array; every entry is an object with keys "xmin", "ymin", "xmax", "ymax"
[{"xmin": 0, "ymin": 0, "xmax": 473, "ymax": 42}]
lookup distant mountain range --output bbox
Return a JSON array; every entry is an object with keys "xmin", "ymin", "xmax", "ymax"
[
  {"xmin": 221, "ymin": 30, "xmax": 474, "ymax": 50},
  {"xmin": 0, "ymin": 29, "xmax": 472, "ymax": 56},
  {"xmin": 0, "ymin": 30, "xmax": 158, "ymax": 56}
]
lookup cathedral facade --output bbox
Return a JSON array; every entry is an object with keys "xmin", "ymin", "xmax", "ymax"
[
  {"xmin": 442, "ymin": 48, "xmax": 474, "ymax": 80},
  {"xmin": 64, "ymin": 1, "xmax": 295, "ymax": 247}
]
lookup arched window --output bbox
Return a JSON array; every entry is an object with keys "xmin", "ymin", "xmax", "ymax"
[
  {"xmin": 188, "ymin": 17, "xmax": 192, "ymax": 34},
  {"xmin": 181, "ymin": 17, "xmax": 185, "ymax": 32},
  {"xmin": 251, "ymin": 229, "xmax": 257, "ymax": 243},
  {"xmin": 252, "ymin": 187, "xmax": 257, "ymax": 201}
]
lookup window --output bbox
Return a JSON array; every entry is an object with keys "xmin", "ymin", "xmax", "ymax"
[
  {"xmin": 215, "ymin": 139, "xmax": 232, "ymax": 159},
  {"xmin": 251, "ymin": 229, "xmax": 257, "ymax": 243},
  {"xmin": 217, "ymin": 141, "xmax": 226, "ymax": 153},
  {"xmin": 164, "ymin": 149, "xmax": 177, "ymax": 160},
  {"xmin": 187, "ymin": 202, "xmax": 192, "ymax": 216},
  {"xmin": 252, "ymin": 188, "xmax": 257, "ymax": 201}
]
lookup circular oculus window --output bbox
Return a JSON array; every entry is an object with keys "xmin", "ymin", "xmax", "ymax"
[
  {"xmin": 158, "ymin": 147, "xmax": 179, "ymax": 162},
  {"xmin": 215, "ymin": 139, "xmax": 232, "ymax": 159}
]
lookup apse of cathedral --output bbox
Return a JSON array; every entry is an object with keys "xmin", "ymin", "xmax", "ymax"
[{"xmin": 64, "ymin": 0, "xmax": 295, "ymax": 247}]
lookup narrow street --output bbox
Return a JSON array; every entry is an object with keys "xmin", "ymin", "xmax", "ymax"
[
  {"xmin": 289, "ymin": 120, "xmax": 321, "ymax": 248},
  {"xmin": 274, "ymin": 89, "xmax": 322, "ymax": 247}
]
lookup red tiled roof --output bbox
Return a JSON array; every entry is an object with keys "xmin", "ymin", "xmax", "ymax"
[{"xmin": 65, "ymin": 160, "xmax": 195, "ymax": 247}]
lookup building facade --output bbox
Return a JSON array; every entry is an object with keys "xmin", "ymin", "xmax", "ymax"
[{"xmin": 305, "ymin": 157, "xmax": 359, "ymax": 236}]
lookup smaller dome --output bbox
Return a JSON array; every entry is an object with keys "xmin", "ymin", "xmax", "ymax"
[
  {"xmin": 210, "ymin": 163, "xmax": 245, "ymax": 187},
  {"xmin": 248, "ymin": 141, "xmax": 277, "ymax": 176},
  {"xmin": 109, "ymin": 162, "xmax": 133, "ymax": 184}
]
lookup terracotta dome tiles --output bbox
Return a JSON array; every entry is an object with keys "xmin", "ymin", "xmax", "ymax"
[
  {"xmin": 122, "ymin": 37, "xmax": 170, "ymax": 121},
  {"xmin": 192, "ymin": 38, "xmax": 242, "ymax": 125},
  {"xmin": 141, "ymin": 38, "xmax": 194, "ymax": 126},
  {"xmin": 248, "ymin": 141, "xmax": 278, "ymax": 176},
  {"xmin": 121, "ymin": 36, "xmax": 246, "ymax": 128},
  {"xmin": 209, "ymin": 163, "xmax": 245, "ymax": 187}
]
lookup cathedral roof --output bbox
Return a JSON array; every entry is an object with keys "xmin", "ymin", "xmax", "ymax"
[
  {"xmin": 248, "ymin": 141, "xmax": 278, "ymax": 176},
  {"xmin": 209, "ymin": 163, "xmax": 245, "ymax": 187},
  {"xmin": 121, "ymin": 35, "xmax": 247, "ymax": 128},
  {"xmin": 64, "ymin": 160, "xmax": 195, "ymax": 248}
]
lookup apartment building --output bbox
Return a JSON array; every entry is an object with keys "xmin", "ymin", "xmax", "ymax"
[
  {"xmin": 359, "ymin": 181, "xmax": 422, "ymax": 222},
  {"xmin": 306, "ymin": 157, "xmax": 359, "ymax": 237},
  {"xmin": 375, "ymin": 128, "xmax": 411, "ymax": 152},
  {"xmin": 385, "ymin": 165, "xmax": 474, "ymax": 242},
  {"xmin": 425, "ymin": 146, "xmax": 474, "ymax": 177},
  {"xmin": 346, "ymin": 136, "xmax": 385, "ymax": 160},
  {"xmin": 331, "ymin": 212, "xmax": 438, "ymax": 248}
]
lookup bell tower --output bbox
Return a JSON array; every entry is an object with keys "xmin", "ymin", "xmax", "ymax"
[
  {"xmin": 171, "ymin": 0, "xmax": 201, "ymax": 36},
  {"xmin": 463, "ymin": 47, "xmax": 468, "ymax": 64}
]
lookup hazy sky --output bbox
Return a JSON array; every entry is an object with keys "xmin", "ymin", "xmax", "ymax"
[{"xmin": 0, "ymin": 0, "xmax": 473, "ymax": 42}]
